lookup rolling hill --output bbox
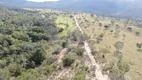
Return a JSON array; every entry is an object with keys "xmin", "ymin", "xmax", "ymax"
[{"xmin": 0, "ymin": 0, "xmax": 142, "ymax": 17}]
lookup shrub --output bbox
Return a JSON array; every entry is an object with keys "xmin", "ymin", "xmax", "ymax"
[
  {"xmin": 117, "ymin": 61, "xmax": 130, "ymax": 73},
  {"xmin": 0, "ymin": 60, "xmax": 7, "ymax": 68},
  {"xmin": 8, "ymin": 63, "xmax": 22, "ymax": 77},
  {"xmin": 99, "ymin": 23, "xmax": 102, "ymax": 27},
  {"xmin": 136, "ymin": 32, "xmax": 140, "ymax": 36},
  {"xmin": 136, "ymin": 43, "xmax": 141, "ymax": 48},
  {"xmin": 63, "ymin": 53, "xmax": 75, "ymax": 67},
  {"xmin": 44, "ymin": 64, "xmax": 57, "ymax": 73},
  {"xmin": 103, "ymin": 62, "xmax": 114, "ymax": 71},
  {"xmin": 74, "ymin": 72, "xmax": 85, "ymax": 80},
  {"xmin": 127, "ymin": 27, "xmax": 132, "ymax": 32},
  {"xmin": 114, "ymin": 41, "xmax": 124, "ymax": 51},
  {"xmin": 0, "ymin": 69, "xmax": 10, "ymax": 80},
  {"xmin": 109, "ymin": 61, "xmax": 130, "ymax": 79},
  {"xmin": 29, "ymin": 48, "xmax": 46, "ymax": 65},
  {"xmin": 31, "ymin": 26, "xmax": 45, "ymax": 33},
  {"xmin": 12, "ymin": 31, "xmax": 30, "ymax": 41},
  {"xmin": 75, "ymin": 47, "xmax": 84, "ymax": 56},
  {"xmin": 16, "ymin": 69, "xmax": 39, "ymax": 80},
  {"xmin": 27, "ymin": 32, "xmax": 49, "ymax": 42},
  {"xmin": 104, "ymin": 25, "xmax": 109, "ymax": 29},
  {"xmin": 42, "ymin": 56, "xmax": 57, "ymax": 65}
]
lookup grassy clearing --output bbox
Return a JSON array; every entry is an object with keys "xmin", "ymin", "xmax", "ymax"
[
  {"xmin": 57, "ymin": 30, "xmax": 68, "ymax": 37},
  {"xmin": 57, "ymin": 24, "xmax": 66, "ymax": 29},
  {"xmin": 56, "ymin": 15, "xmax": 75, "ymax": 37}
]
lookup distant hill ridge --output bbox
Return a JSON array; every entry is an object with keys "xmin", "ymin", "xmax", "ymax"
[{"xmin": 0, "ymin": 0, "xmax": 142, "ymax": 18}]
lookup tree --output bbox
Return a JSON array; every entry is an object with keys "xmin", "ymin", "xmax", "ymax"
[
  {"xmin": 12, "ymin": 31, "xmax": 30, "ymax": 41},
  {"xmin": 0, "ymin": 69, "xmax": 10, "ymax": 80},
  {"xmin": 29, "ymin": 48, "xmax": 46, "ymax": 66},
  {"xmin": 30, "ymin": 26, "xmax": 45, "ymax": 33},
  {"xmin": 136, "ymin": 43, "xmax": 141, "ymax": 48},
  {"xmin": 127, "ymin": 27, "xmax": 132, "ymax": 32},
  {"xmin": 104, "ymin": 25, "xmax": 109, "ymax": 29},
  {"xmin": 63, "ymin": 53, "xmax": 75, "ymax": 67},
  {"xmin": 117, "ymin": 61, "xmax": 130, "ymax": 73},
  {"xmin": 136, "ymin": 32, "xmax": 140, "ymax": 36},
  {"xmin": 111, "ymin": 20, "xmax": 115, "ymax": 25},
  {"xmin": 8, "ymin": 63, "xmax": 22, "ymax": 77},
  {"xmin": 42, "ymin": 56, "xmax": 57, "ymax": 65},
  {"xmin": 114, "ymin": 41, "xmax": 124, "ymax": 51},
  {"xmin": 109, "ymin": 61, "xmax": 130, "ymax": 80},
  {"xmin": 99, "ymin": 23, "xmax": 102, "ymax": 27},
  {"xmin": 75, "ymin": 47, "xmax": 84, "ymax": 56}
]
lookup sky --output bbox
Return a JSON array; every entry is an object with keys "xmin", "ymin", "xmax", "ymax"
[
  {"xmin": 27, "ymin": 0, "xmax": 138, "ymax": 2},
  {"xmin": 27, "ymin": 0, "xmax": 59, "ymax": 2}
]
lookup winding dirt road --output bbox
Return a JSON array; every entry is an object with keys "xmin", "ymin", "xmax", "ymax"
[{"xmin": 74, "ymin": 16, "xmax": 110, "ymax": 80}]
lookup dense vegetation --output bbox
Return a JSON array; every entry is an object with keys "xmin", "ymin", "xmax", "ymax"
[
  {"xmin": 0, "ymin": 7, "xmax": 74, "ymax": 80},
  {"xmin": 0, "ymin": 7, "xmax": 134, "ymax": 80}
]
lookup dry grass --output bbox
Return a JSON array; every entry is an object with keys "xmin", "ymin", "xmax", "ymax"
[{"xmin": 76, "ymin": 13, "xmax": 142, "ymax": 80}]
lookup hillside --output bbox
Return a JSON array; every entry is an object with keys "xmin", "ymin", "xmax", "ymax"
[
  {"xmin": 76, "ymin": 13, "xmax": 142, "ymax": 80},
  {"xmin": 0, "ymin": 7, "xmax": 142, "ymax": 80},
  {"xmin": 1, "ymin": 0, "xmax": 142, "ymax": 18}
]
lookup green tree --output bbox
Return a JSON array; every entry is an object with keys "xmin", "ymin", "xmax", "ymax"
[
  {"xmin": 12, "ymin": 31, "xmax": 30, "ymax": 41},
  {"xmin": 29, "ymin": 48, "xmax": 46, "ymax": 65},
  {"xmin": 8, "ymin": 63, "xmax": 22, "ymax": 77},
  {"xmin": 63, "ymin": 53, "xmax": 75, "ymax": 67},
  {"xmin": 0, "ymin": 69, "xmax": 10, "ymax": 80},
  {"xmin": 114, "ymin": 41, "xmax": 124, "ymax": 51},
  {"xmin": 31, "ymin": 26, "xmax": 45, "ymax": 33}
]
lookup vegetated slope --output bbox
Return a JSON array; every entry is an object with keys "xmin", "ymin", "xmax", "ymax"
[
  {"xmin": 1, "ymin": 0, "xmax": 142, "ymax": 18},
  {"xmin": 74, "ymin": 16, "xmax": 109, "ymax": 80},
  {"xmin": 0, "ymin": 7, "xmax": 106, "ymax": 80},
  {"xmin": 76, "ymin": 13, "xmax": 142, "ymax": 80},
  {"xmin": 0, "ymin": 7, "xmax": 78, "ymax": 80},
  {"xmin": 1, "ymin": 7, "xmax": 142, "ymax": 80}
]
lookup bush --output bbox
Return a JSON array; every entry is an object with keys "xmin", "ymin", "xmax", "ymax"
[
  {"xmin": 0, "ymin": 60, "xmax": 7, "ymax": 68},
  {"xmin": 42, "ymin": 56, "xmax": 57, "ymax": 65},
  {"xmin": 44, "ymin": 64, "xmax": 57, "ymax": 73},
  {"xmin": 27, "ymin": 32, "xmax": 49, "ymax": 42},
  {"xmin": 127, "ymin": 27, "xmax": 132, "ymax": 32},
  {"xmin": 0, "ymin": 69, "xmax": 10, "ymax": 80},
  {"xmin": 109, "ymin": 61, "xmax": 130, "ymax": 79},
  {"xmin": 104, "ymin": 25, "xmax": 109, "ymax": 29},
  {"xmin": 117, "ymin": 61, "xmax": 130, "ymax": 74},
  {"xmin": 75, "ymin": 47, "xmax": 84, "ymax": 56},
  {"xmin": 30, "ymin": 26, "xmax": 45, "ymax": 33},
  {"xmin": 136, "ymin": 43, "xmax": 142, "ymax": 48},
  {"xmin": 29, "ymin": 48, "xmax": 46, "ymax": 66},
  {"xmin": 16, "ymin": 69, "xmax": 39, "ymax": 80},
  {"xmin": 136, "ymin": 32, "xmax": 140, "ymax": 36},
  {"xmin": 8, "ymin": 63, "xmax": 22, "ymax": 77},
  {"xmin": 74, "ymin": 72, "xmax": 85, "ymax": 80},
  {"xmin": 63, "ymin": 53, "xmax": 75, "ymax": 67},
  {"xmin": 114, "ymin": 41, "xmax": 124, "ymax": 51},
  {"xmin": 12, "ymin": 31, "xmax": 30, "ymax": 41},
  {"xmin": 103, "ymin": 62, "xmax": 114, "ymax": 71}
]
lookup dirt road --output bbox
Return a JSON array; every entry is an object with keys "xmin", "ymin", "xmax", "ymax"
[{"xmin": 74, "ymin": 16, "xmax": 110, "ymax": 80}]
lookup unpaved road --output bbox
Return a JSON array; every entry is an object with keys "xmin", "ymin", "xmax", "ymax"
[
  {"xmin": 54, "ymin": 68, "xmax": 71, "ymax": 80},
  {"xmin": 74, "ymin": 16, "xmax": 110, "ymax": 80},
  {"xmin": 58, "ymin": 48, "xmax": 67, "ymax": 63},
  {"xmin": 47, "ymin": 48, "xmax": 68, "ymax": 80}
]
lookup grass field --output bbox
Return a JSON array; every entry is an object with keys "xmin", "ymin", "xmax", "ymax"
[
  {"xmin": 76, "ymin": 13, "xmax": 142, "ymax": 80},
  {"xmin": 56, "ymin": 15, "xmax": 75, "ymax": 37}
]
